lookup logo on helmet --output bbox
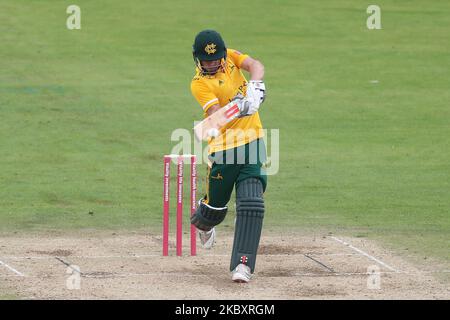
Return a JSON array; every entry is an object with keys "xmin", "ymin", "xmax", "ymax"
[{"xmin": 205, "ymin": 43, "xmax": 217, "ymax": 55}]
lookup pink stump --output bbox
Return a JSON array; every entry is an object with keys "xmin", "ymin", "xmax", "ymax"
[
  {"xmin": 162, "ymin": 156, "xmax": 171, "ymax": 256},
  {"xmin": 176, "ymin": 157, "xmax": 184, "ymax": 256},
  {"xmin": 190, "ymin": 155, "xmax": 197, "ymax": 256}
]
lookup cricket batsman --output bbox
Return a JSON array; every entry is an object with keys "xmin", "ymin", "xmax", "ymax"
[{"xmin": 189, "ymin": 30, "xmax": 267, "ymax": 283}]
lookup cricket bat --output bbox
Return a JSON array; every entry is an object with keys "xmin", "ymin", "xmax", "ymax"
[{"xmin": 193, "ymin": 100, "xmax": 241, "ymax": 141}]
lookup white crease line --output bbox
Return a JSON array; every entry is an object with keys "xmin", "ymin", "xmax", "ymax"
[
  {"xmin": 0, "ymin": 270, "xmax": 448, "ymax": 279},
  {"xmin": 330, "ymin": 236, "xmax": 400, "ymax": 273},
  {"xmin": 0, "ymin": 254, "xmax": 171, "ymax": 260},
  {"xmin": 0, "ymin": 259, "xmax": 26, "ymax": 277},
  {"xmin": 0, "ymin": 253, "xmax": 358, "ymax": 260}
]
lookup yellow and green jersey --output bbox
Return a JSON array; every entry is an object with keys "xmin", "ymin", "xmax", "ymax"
[{"xmin": 191, "ymin": 49, "xmax": 264, "ymax": 154}]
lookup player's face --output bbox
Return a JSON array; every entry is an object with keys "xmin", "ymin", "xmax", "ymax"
[{"xmin": 200, "ymin": 59, "xmax": 221, "ymax": 74}]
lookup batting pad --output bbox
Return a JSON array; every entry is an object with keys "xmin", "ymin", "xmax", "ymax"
[
  {"xmin": 230, "ymin": 178, "xmax": 265, "ymax": 273},
  {"xmin": 191, "ymin": 200, "xmax": 228, "ymax": 231}
]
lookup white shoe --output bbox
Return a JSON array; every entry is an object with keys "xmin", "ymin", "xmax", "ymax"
[
  {"xmin": 231, "ymin": 264, "xmax": 251, "ymax": 283},
  {"xmin": 199, "ymin": 227, "xmax": 215, "ymax": 249}
]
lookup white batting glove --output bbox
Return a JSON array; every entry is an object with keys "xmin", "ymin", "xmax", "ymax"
[
  {"xmin": 245, "ymin": 80, "xmax": 266, "ymax": 115},
  {"xmin": 248, "ymin": 80, "xmax": 266, "ymax": 104}
]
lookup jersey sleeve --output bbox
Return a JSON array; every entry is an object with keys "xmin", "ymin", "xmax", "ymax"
[
  {"xmin": 227, "ymin": 48, "xmax": 249, "ymax": 69},
  {"xmin": 190, "ymin": 79, "xmax": 219, "ymax": 112}
]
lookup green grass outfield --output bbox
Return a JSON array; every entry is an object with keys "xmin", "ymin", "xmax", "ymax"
[{"xmin": 0, "ymin": 1, "xmax": 449, "ymax": 263}]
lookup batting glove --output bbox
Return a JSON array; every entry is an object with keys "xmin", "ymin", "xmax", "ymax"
[
  {"xmin": 245, "ymin": 80, "xmax": 266, "ymax": 115},
  {"xmin": 231, "ymin": 93, "xmax": 251, "ymax": 117}
]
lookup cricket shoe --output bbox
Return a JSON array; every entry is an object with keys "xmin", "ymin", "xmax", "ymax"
[
  {"xmin": 231, "ymin": 264, "xmax": 252, "ymax": 283},
  {"xmin": 199, "ymin": 227, "xmax": 215, "ymax": 249}
]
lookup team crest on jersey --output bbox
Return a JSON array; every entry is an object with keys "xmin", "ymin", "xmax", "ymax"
[
  {"xmin": 205, "ymin": 43, "xmax": 217, "ymax": 55},
  {"xmin": 219, "ymin": 80, "xmax": 224, "ymax": 86}
]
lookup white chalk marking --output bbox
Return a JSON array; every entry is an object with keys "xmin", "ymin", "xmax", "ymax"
[
  {"xmin": 331, "ymin": 236, "xmax": 400, "ymax": 272},
  {"xmin": 0, "ymin": 252, "xmax": 361, "ymax": 260},
  {"xmin": 0, "ymin": 259, "xmax": 26, "ymax": 277},
  {"xmin": 1, "ymin": 270, "xmax": 448, "ymax": 279}
]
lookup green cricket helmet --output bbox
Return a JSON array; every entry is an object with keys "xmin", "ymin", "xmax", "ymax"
[{"xmin": 192, "ymin": 29, "xmax": 227, "ymax": 75}]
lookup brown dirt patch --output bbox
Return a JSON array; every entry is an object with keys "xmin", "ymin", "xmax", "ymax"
[{"xmin": 0, "ymin": 231, "xmax": 448, "ymax": 299}]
